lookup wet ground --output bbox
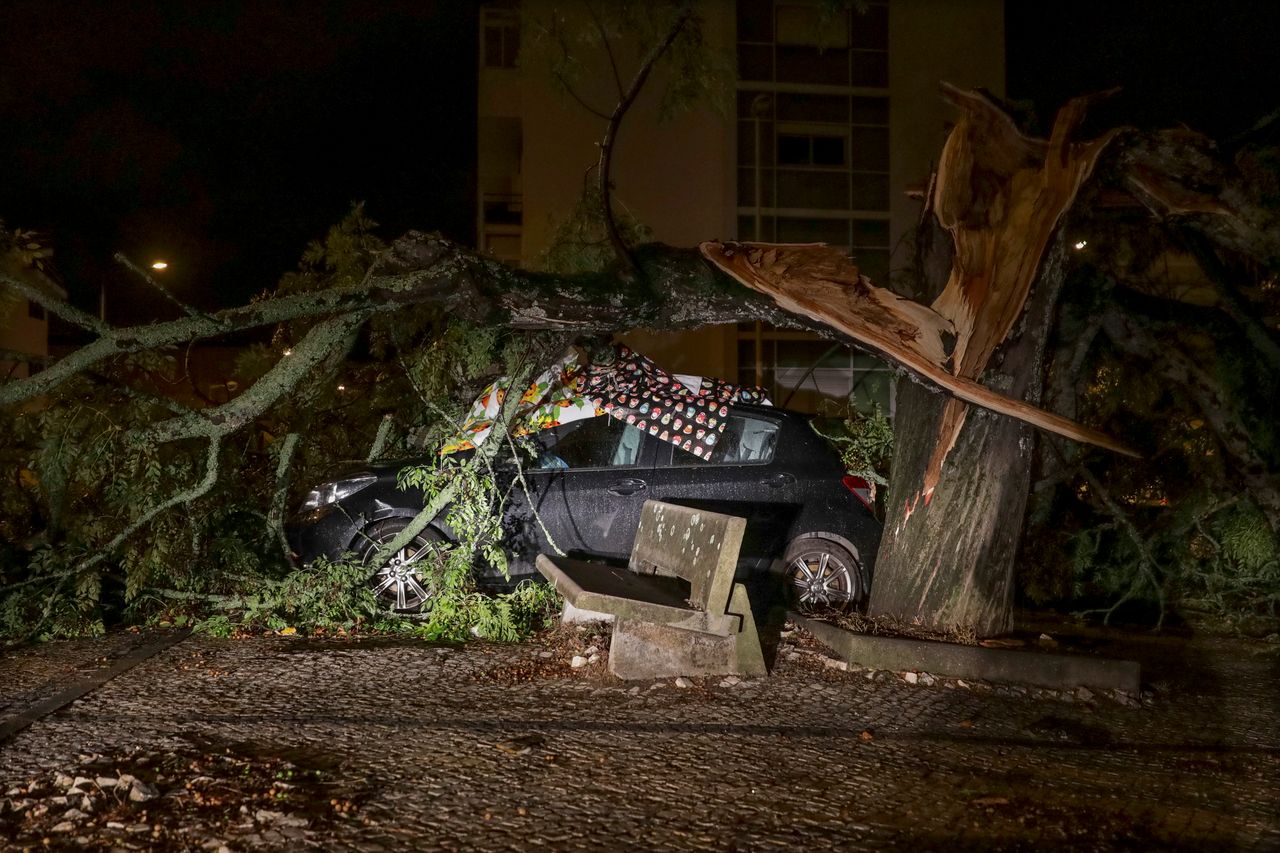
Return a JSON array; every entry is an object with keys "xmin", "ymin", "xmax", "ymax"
[{"xmin": 0, "ymin": 623, "xmax": 1277, "ymax": 851}]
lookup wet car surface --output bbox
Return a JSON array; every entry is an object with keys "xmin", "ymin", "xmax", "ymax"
[{"xmin": 287, "ymin": 404, "xmax": 881, "ymax": 610}]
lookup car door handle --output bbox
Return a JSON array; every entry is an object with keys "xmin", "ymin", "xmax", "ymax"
[
  {"xmin": 760, "ymin": 472, "xmax": 795, "ymax": 489},
  {"xmin": 607, "ymin": 478, "xmax": 647, "ymax": 496}
]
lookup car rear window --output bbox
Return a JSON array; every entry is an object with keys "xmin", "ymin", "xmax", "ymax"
[
  {"xmin": 532, "ymin": 417, "xmax": 645, "ymax": 470},
  {"xmin": 668, "ymin": 413, "xmax": 780, "ymax": 465}
]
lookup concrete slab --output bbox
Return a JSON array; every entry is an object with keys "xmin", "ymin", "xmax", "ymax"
[
  {"xmin": 559, "ymin": 600, "xmax": 614, "ymax": 625},
  {"xmin": 792, "ymin": 614, "xmax": 1141, "ymax": 693}
]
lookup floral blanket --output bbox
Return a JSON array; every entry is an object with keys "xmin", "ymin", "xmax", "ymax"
[{"xmin": 440, "ymin": 346, "xmax": 771, "ymax": 460}]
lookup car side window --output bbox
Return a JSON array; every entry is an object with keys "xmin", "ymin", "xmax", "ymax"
[
  {"xmin": 667, "ymin": 413, "xmax": 780, "ymax": 465},
  {"xmin": 532, "ymin": 417, "xmax": 645, "ymax": 470}
]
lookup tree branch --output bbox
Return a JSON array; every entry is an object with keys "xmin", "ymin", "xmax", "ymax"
[
  {"xmin": 597, "ymin": 6, "xmax": 693, "ymax": 281},
  {"xmin": 584, "ymin": 0, "xmax": 625, "ymax": 100},
  {"xmin": 0, "ymin": 271, "xmax": 108, "ymax": 336},
  {"xmin": 267, "ymin": 432, "xmax": 301, "ymax": 561},
  {"xmin": 115, "ymin": 253, "xmax": 206, "ymax": 319}
]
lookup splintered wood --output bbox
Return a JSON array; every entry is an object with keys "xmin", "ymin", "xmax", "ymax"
[{"xmin": 701, "ymin": 85, "xmax": 1137, "ymax": 514}]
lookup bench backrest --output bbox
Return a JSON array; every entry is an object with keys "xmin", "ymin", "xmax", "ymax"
[{"xmin": 629, "ymin": 500, "xmax": 746, "ymax": 616}]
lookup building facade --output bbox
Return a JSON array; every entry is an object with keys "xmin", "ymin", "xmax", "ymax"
[
  {"xmin": 0, "ymin": 250, "xmax": 62, "ymax": 381},
  {"xmin": 478, "ymin": 0, "xmax": 1004, "ymax": 414}
]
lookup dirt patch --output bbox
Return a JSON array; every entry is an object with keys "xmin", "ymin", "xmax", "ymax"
[
  {"xmin": 475, "ymin": 623, "xmax": 613, "ymax": 684},
  {"xmin": 0, "ymin": 740, "xmax": 369, "ymax": 850}
]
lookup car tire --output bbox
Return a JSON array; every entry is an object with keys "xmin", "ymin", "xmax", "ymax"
[
  {"xmin": 782, "ymin": 537, "xmax": 867, "ymax": 612},
  {"xmin": 355, "ymin": 518, "xmax": 446, "ymax": 613}
]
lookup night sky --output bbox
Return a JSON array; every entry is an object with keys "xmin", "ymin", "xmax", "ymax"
[
  {"xmin": 2, "ymin": 1, "xmax": 1278, "ymax": 328},
  {"xmin": 2, "ymin": 1, "xmax": 477, "ymax": 325},
  {"xmin": 1007, "ymin": 0, "xmax": 1280, "ymax": 139}
]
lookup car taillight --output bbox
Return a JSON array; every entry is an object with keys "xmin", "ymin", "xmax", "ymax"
[{"xmin": 842, "ymin": 475, "xmax": 874, "ymax": 511}]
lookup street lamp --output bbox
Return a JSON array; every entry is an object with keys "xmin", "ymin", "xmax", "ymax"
[{"xmin": 151, "ymin": 260, "xmax": 169, "ymax": 270}]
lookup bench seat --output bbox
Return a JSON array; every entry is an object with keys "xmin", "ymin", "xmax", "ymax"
[
  {"xmin": 536, "ymin": 500, "xmax": 766, "ymax": 679},
  {"xmin": 536, "ymin": 554, "xmax": 737, "ymax": 636}
]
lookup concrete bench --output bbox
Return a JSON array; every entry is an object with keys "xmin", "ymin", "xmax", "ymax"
[{"xmin": 536, "ymin": 500, "xmax": 767, "ymax": 680}]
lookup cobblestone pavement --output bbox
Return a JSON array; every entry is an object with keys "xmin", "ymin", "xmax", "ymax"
[{"xmin": 1, "ymin": 625, "xmax": 1277, "ymax": 851}]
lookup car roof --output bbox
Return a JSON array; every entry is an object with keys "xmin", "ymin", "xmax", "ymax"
[{"xmin": 730, "ymin": 402, "xmax": 811, "ymax": 422}]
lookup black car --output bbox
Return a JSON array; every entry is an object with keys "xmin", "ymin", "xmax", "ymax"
[{"xmin": 286, "ymin": 404, "xmax": 881, "ymax": 612}]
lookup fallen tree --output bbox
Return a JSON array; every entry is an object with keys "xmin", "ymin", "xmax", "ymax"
[{"xmin": 4, "ymin": 66, "xmax": 1278, "ymax": 639}]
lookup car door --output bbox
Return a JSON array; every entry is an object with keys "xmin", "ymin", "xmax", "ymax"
[
  {"xmin": 526, "ymin": 415, "xmax": 656, "ymax": 560},
  {"xmin": 645, "ymin": 408, "xmax": 803, "ymax": 569}
]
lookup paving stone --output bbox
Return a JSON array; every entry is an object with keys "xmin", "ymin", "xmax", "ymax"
[{"xmin": 0, "ymin": 632, "xmax": 1276, "ymax": 850}]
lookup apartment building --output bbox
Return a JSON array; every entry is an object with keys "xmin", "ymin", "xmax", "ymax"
[
  {"xmin": 0, "ymin": 249, "xmax": 63, "ymax": 381},
  {"xmin": 478, "ymin": 0, "xmax": 1004, "ymax": 414}
]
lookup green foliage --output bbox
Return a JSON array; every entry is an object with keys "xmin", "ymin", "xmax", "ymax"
[
  {"xmin": 411, "ymin": 579, "xmax": 562, "ymax": 643},
  {"xmin": 811, "ymin": 403, "xmax": 893, "ymax": 487},
  {"xmin": 537, "ymin": 185, "xmax": 654, "ymax": 276},
  {"xmin": 0, "ymin": 221, "xmax": 55, "ymax": 327},
  {"xmin": 1021, "ymin": 243, "xmax": 1280, "ymax": 626},
  {"xmin": 0, "ymin": 206, "xmax": 564, "ymax": 646},
  {"xmin": 525, "ymin": 2, "xmax": 733, "ymax": 123}
]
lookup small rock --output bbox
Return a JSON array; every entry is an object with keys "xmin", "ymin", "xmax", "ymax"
[
  {"xmin": 51, "ymin": 821, "xmax": 76, "ymax": 833},
  {"xmin": 1076, "ymin": 686, "xmax": 1094, "ymax": 702},
  {"xmin": 956, "ymin": 679, "xmax": 969, "ymax": 689},
  {"xmin": 674, "ymin": 677, "xmax": 693, "ymax": 688},
  {"xmin": 256, "ymin": 809, "xmax": 287, "ymax": 823},
  {"xmin": 537, "ymin": 651, "xmax": 552, "ymax": 659},
  {"xmin": 95, "ymin": 776, "xmax": 120, "ymax": 789},
  {"xmin": 627, "ymin": 686, "xmax": 641, "ymax": 696},
  {"xmin": 584, "ymin": 645, "xmax": 599, "ymax": 656},
  {"xmin": 63, "ymin": 807, "xmax": 88, "ymax": 821},
  {"xmin": 127, "ymin": 823, "xmax": 151, "ymax": 834},
  {"xmin": 129, "ymin": 781, "xmax": 160, "ymax": 803},
  {"xmin": 49, "ymin": 795, "xmax": 68, "ymax": 805},
  {"xmin": 3, "ymin": 787, "xmax": 21, "ymax": 797},
  {"xmin": 587, "ymin": 654, "xmax": 599, "ymax": 664},
  {"xmin": 919, "ymin": 673, "xmax": 935, "ymax": 686},
  {"xmin": 722, "ymin": 675, "xmax": 741, "ymax": 686},
  {"xmin": 117, "ymin": 774, "xmax": 137, "ymax": 786},
  {"xmin": 106, "ymin": 821, "xmax": 126, "ymax": 830},
  {"xmin": 1115, "ymin": 692, "xmax": 1140, "ymax": 708},
  {"xmin": 821, "ymin": 656, "xmax": 848, "ymax": 671},
  {"xmin": 903, "ymin": 672, "xmax": 918, "ymax": 684},
  {"xmin": 73, "ymin": 776, "xmax": 93, "ymax": 789},
  {"xmin": 570, "ymin": 655, "xmax": 588, "ymax": 669},
  {"xmin": 54, "ymin": 772, "xmax": 75, "ymax": 789},
  {"xmin": 785, "ymin": 652, "xmax": 800, "ymax": 662}
]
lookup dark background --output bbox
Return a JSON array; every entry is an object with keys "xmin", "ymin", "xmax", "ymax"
[
  {"xmin": 1, "ymin": 1, "xmax": 478, "ymax": 324},
  {"xmin": 2, "ymin": 1, "xmax": 1278, "ymax": 325}
]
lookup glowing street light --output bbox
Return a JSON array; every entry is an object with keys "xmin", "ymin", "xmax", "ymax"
[
  {"xmin": 1072, "ymin": 240, "xmax": 1088, "ymax": 251},
  {"xmin": 151, "ymin": 260, "xmax": 169, "ymax": 270}
]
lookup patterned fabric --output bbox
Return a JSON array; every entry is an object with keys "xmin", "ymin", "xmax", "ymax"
[
  {"xmin": 440, "ymin": 345, "xmax": 771, "ymax": 460},
  {"xmin": 582, "ymin": 346, "xmax": 770, "ymax": 459}
]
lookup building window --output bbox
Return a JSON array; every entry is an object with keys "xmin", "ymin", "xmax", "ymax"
[
  {"xmin": 739, "ymin": 1, "xmax": 887, "ymax": 86},
  {"xmin": 736, "ymin": 336, "xmax": 895, "ymax": 416},
  {"xmin": 28, "ymin": 300, "xmax": 45, "ymax": 321},
  {"xmin": 776, "ymin": 4, "xmax": 849, "ymax": 49},
  {"xmin": 481, "ymin": 5, "xmax": 519, "ymax": 69},
  {"xmin": 777, "ymin": 132, "xmax": 846, "ymax": 167}
]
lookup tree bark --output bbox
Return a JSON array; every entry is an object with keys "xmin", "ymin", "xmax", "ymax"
[
  {"xmin": 865, "ymin": 88, "xmax": 1120, "ymax": 636},
  {"xmin": 869, "ymin": 238, "xmax": 1071, "ymax": 635}
]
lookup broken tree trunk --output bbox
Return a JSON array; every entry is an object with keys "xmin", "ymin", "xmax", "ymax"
[{"xmin": 866, "ymin": 88, "xmax": 1121, "ymax": 636}]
